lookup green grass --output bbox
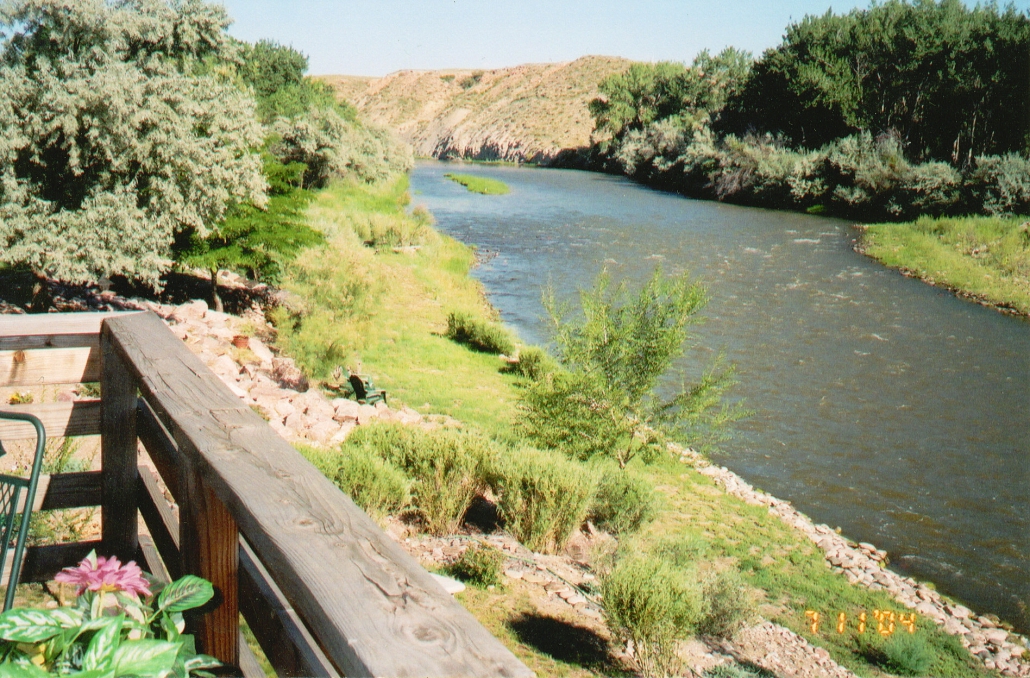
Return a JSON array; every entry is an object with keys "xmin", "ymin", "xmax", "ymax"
[
  {"xmin": 444, "ymin": 172, "xmax": 510, "ymax": 195},
  {"xmin": 274, "ymin": 176, "xmax": 522, "ymax": 436},
  {"xmin": 636, "ymin": 461, "xmax": 987, "ymax": 676},
  {"xmin": 861, "ymin": 215, "xmax": 1030, "ymax": 315},
  {"xmin": 274, "ymin": 175, "xmax": 996, "ymax": 677}
]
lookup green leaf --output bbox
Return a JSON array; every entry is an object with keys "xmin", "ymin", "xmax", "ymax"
[
  {"xmin": 82, "ymin": 614, "xmax": 123, "ymax": 671},
  {"xmin": 183, "ymin": 653, "xmax": 221, "ymax": 671},
  {"xmin": 156, "ymin": 577, "xmax": 213, "ymax": 614},
  {"xmin": 0, "ymin": 608, "xmax": 81, "ymax": 642},
  {"xmin": 0, "ymin": 659, "xmax": 50, "ymax": 678},
  {"xmin": 111, "ymin": 639, "xmax": 180, "ymax": 677}
]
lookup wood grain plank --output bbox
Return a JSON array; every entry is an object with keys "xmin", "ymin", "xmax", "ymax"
[
  {"xmin": 239, "ymin": 540, "xmax": 338, "ymax": 678},
  {"xmin": 104, "ymin": 312, "xmax": 533, "ymax": 678},
  {"xmin": 138, "ymin": 535, "xmax": 172, "ymax": 586},
  {"xmin": 181, "ymin": 461, "xmax": 239, "ymax": 666},
  {"xmin": 0, "ymin": 347, "xmax": 99, "ymax": 387},
  {"xmin": 0, "ymin": 312, "xmax": 134, "ymax": 351},
  {"xmin": 238, "ymin": 632, "xmax": 267, "ymax": 678},
  {"xmin": 136, "ymin": 397, "xmax": 182, "ymax": 501},
  {"xmin": 0, "ymin": 400, "xmax": 101, "ymax": 440},
  {"xmin": 9, "ymin": 541, "xmax": 104, "ymax": 583},
  {"xmin": 35, "ymin": 471, "xmax": 102, "ymax": 511},
  {"xmin": 100, "ymin": 328, "xmax": 139, "ymax": 564},
  {"xmin": 137, "ymin": 467, "xmax": 181, "ymax": 580}
]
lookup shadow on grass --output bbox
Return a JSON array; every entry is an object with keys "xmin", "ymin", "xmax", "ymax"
[{"xmin": 507, "ymin": 612, "xmax": 623, "ymax": 674}]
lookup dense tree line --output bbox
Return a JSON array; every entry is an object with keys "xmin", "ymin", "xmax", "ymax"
[
  {"xmin": 0, "ymin": 0, "xmax": 410, "ymax": 300},
  {"xmin": 588, "ymin": 0, "xmax": 1030, "ymax": 219}
]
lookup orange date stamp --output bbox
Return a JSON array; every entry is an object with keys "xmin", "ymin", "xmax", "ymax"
[{"xmin": 805, "ymin": 610, "xmax": 917, "ymax": 636}]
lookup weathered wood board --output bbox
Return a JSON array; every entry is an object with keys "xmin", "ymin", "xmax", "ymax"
[
  {"xmin": 104, "ymin": 312, "xmax": 533, "ymax": 678},
  {"xmin": 0, "ymin": 347, "xmax": 99, "ymax": 386},
  {"xmin": 0, "ymin": 400, "xmax": 101, "ymax": 439}
]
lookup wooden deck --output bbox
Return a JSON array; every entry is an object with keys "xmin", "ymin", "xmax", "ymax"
[{"xmin": 0, "ymin": 311, "xmax": 533, "ymax": 677}]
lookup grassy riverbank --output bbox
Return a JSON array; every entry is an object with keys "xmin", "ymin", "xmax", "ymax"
[
  {"xmin": 859, "ymin": 216, "xmax": 1030, "ymax": 316},
  {"xmin": 273, "ymin": 175, "xmax": 995, "ymax": 677}
]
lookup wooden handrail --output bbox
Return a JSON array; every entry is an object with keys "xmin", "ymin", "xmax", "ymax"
[{"xmin": 100, "ymin": 312, "xmax": 532, "ymax": 677}]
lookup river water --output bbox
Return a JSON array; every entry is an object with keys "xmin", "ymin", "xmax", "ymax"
[{"xmin": 410, "ymin": 160, "xmax": 1030, "ymax": 630}]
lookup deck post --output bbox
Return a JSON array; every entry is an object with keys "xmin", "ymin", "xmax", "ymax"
[
  {"xmin": 180, "ymin": 461, "xmax": 239, "ymax": 667},
  {"xmin": 100, "ymin": 324, "xmax": 139, "ymax": 563}
]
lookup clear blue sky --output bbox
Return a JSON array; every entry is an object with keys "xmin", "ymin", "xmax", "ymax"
[{"xmin": 219, "ymin": 0, "xmax": 1030, "ymax": 77}]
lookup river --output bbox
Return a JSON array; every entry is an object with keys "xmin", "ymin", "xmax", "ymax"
[{"xmin": 410, "ymin": 160, "xmax": 1030, "ymax": 632}]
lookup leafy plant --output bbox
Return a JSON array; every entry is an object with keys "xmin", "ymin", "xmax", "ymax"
[
  {"xmin": 297, "ymin": 443, "xmax": 410, "ymax": 522},
  {"xmin": 588, "ymin": 464, "xmax": 660, "ymax": 535},
  {"xmin": 857, "ymin": 630, "xmax": 934, "ymax": 676},
  {"xmin": 449, "ymin": 544, "xmax": 505, "ymax": 588},
  {"xmin": 500, "ymin": 346, "xmax": 554, "ymax": 381},
  {"xmin": 343, "ymin": 423, "xmax": 493, "ymax": 535},
  {"xmin": 0, "ymin": 552, "xmax": 218, "ymax": 677},
  {"xmin": 445, "ymin": 311, "xmax": 516, "ymax": 355},
  {"xmin": 601, "ymin": 554, "xmax": 703, "ymax": 678},
  {"xmin": 696, "ymin": 567, "xmax": 755, "ymax": 638},
  {"xmin": 492, "ymin": 448, "xmax": 596, "ymax": 554},
  {"xmin": 0, "ymin": 0, "xmax": 266, "ymax": 289},
  {"xmin": 519, "ymin": 267, "xmax": 745, "ymax": 466}
]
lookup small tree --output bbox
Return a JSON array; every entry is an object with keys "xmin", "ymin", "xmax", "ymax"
[
  {"xmin": 173, "ymin": 153, "xmax": 322, "ymax": 311},
  {"xmin": 518, "ymin": 267, "xmax": 744, "ymax": 466},
  {"xmin": 0, "ymin": 0, "xmax": 266, "ymax": 291}
]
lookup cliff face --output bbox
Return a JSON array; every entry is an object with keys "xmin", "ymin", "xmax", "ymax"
[{"xmin": 319, "ymin": 56, "xmax": 629, "ymax": 164}]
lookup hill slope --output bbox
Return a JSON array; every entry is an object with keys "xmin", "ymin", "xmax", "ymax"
[{"xmin": 319, "ymin": 56, "xmax": 629, "ymax": 164}]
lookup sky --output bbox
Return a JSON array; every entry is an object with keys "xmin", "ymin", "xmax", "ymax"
[{"xmin": 219, "ymin": 0, "xmax": 1030, "ymax": 77}]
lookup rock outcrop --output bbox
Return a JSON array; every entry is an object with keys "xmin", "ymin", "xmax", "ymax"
[{"xmin": 320, "ymin": 56, "xmax": 629, "ymax": 164}]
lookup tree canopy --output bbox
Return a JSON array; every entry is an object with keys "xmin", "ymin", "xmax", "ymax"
[
  {"xmin": 0, "ymin": 0, "xmax": 266, "ymax": 286},
  {"xmin": 725, "ymin": 0, "xmax": 1030, "ymax": 161}
]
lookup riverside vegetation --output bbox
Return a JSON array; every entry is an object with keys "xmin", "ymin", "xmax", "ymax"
[
  {"xmin": 444, "ymin": 172, "xmax": 511, "ymax": 195},
  {"xmin": 269, "ymin": 171, "xmax": 999, "ymax": 676},
  {"xmin": 0, "ymin": 1, "xmax": 1019, "ymax": 675}
]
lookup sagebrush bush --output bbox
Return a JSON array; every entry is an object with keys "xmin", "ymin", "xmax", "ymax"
[
  {"xmin": 501, "ymin": 346, "xmax": 554, "ymax": 380},
  {"xmin": 601, "ymin": 554, "xmax": 703, "ymax": 678},
  {"xmin": 445, "ymin": 311, "xmax": 516, "ymax": 355},
  {"xmin": 449, "ymin": 543, "xmax": 505, "ymax": 588},
  {"xmin": 345, "ymin": 423, "xmax": 493, "ymax": 534},
  {"xmin": 857, "ymin": 630, "xmax": 934, "ymax": 676},
  {"xmin": 493, "ymin": 448, "xmax": 597, "ymax": 554},
  {"xmin": 967, "ymin": 153, "xmax": 1030, "ymax": 216},
  {"xmin": 589, "ymin": 465, "xmax": 660, "ymax": 535},
  {"xmin": 298, "ymin": 443, "xmax": 410, "ymax": 522},
  {"xmin": 697, "ymin": 567, "xmax": 755, "ymax": 638}
]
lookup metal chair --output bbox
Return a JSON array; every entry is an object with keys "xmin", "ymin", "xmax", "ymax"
[{"xmin": 0, "ymin": 412, "xmax": 46, "ymax": 611}]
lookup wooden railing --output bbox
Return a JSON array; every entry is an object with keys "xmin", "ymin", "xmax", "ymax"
[{"xmin": 0, "ymin": 311, "xmax": 533, "ymax": 678}]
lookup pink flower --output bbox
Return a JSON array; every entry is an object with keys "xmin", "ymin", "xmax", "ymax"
[{"xmin": 55, "ymin": 551, "xmax": 151, "ymax": 598}]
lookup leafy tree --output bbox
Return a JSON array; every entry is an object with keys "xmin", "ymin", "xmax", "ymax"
[
  {"xmin": 0, "ymin": 0, "xmax": 266, "ymax": 290},
  {"xmin": 590, "ymin": 49, "xmax": 752, "ymax": 147},
  {"xmin": 173, "ymin": 153, "xmax": 322, "ymax": 310},
  {"xmin": 727, "ymin": 0, "xmax": 1030, "ymax": 161},
  {"xmin": 518, "ymin": 268, "xmax": 745, "ymax": 467},
  {"xmin": 237, "ymin": 39, "xmax": 347, "ymax": 122}
]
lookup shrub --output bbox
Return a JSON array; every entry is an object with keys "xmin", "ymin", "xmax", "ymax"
[
  {"xmin": 601, "ymin": 554, "xmax": 703, "ymax": 678},
  {"xmin": 501, "ymin": 346, "xmax": 555, "ymax": 380},
  {"xmin": 449, "ymin": 543, "xmax": 505, "ymax": 588},
  {"xmin": 298, "ymin": 443, "xmax": 410, "ymax": 522},
  {"xmin": 966, "ymin": 153, "xmax": 1030, "ymax": 216},
  {"xmin": 697, "ymin": 567, "xmax": 755, "ymax": 638},
  {"xmin": 857, "ymin": 630, "xmax": 934, "ymax": 676},
  {"xmin": 445, "ymin": 311, "xmax": 516, "ymax": 355},
  {"xmin": 589, "ymin": 465, "xmax": 660, "ymax": 535},
  {"xmin": 345, "ymin": 423, "xmax": 493, "ymax": 534},
  {"xmin": 493, "ymin": 448, "xmax": 597, "ymax": 554}
]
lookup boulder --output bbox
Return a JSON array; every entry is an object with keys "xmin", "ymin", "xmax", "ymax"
[
  {"xmin": 272, "ymin": 357, "xmax": 308, "ymax": 392},
  {"xmin": 333, "ymin": 398, "xmax": 360, "ymax": 422},
  {"xmin": 249, "ymin": 337, "xmax": 275, "ymax": 364}
]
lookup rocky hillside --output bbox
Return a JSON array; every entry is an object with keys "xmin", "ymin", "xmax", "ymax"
[{"xmin": 319, "ymin": 55, "xmax": 629, "ymax": 164}]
